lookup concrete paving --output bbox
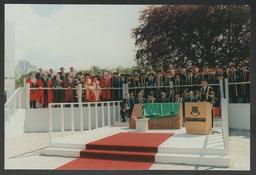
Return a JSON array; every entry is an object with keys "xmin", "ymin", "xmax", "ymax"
[{"xmin": 5, "ymin": 128, "xmax": 250, "ymax": 170}]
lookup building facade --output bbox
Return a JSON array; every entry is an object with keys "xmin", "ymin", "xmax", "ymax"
[{"xmin": 5, "ymin": 21, "xmax": 15, "ymax": 90}]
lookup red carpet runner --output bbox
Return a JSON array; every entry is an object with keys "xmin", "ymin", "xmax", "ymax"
[{"xmin": 57, "ymin": 132, "xmax": 174, "ymax": 170}]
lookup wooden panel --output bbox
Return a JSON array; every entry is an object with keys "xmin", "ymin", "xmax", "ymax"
[{"xmin": 185, "ymin": 102, "xmax": 212, "ymax": 135}]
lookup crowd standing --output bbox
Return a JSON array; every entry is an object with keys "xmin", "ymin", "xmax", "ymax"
[{"xmin": 26, "ymin": 62, "xmax": 250, "ymax": 109}]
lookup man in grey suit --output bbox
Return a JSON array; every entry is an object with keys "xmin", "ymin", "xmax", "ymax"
[{"xmin": 185, "ymin": 91, "xmax": 198, "ymax": 102}]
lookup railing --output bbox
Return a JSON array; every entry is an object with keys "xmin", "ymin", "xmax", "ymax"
[
  {"xmin": 221, "ymin": 98, "xmax": 229, "ymax": 154},
  {"xmin": 48, "ymin": 101, "xmax": 122, "ymax": 144},
  {"xmin": 4, "ymin": 88, "xmax": 23, "ymax": 124},
  {"xmin": 225, "ymin": 80, "xmax": 250, "ymax": 103}
]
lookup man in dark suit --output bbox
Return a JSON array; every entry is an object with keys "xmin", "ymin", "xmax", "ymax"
[
  {"xmin": 185, "ymin": 91, "xmax": 198, "ymax": 102},
  {"xmin": 57, "ymin": 67, "xmax": 66, "ymax": 81},
  {"xmin": 48, "ymin": 68, "xmax": 55, "ymax": 80},
  {"xmin": 111, "ymin": 72, "xmax": 122, "ymax": 100},
  {"xmin": 147, "ymin": 92, "xmax": 156, "ymax": 103},
  {"xmin": 36, "ymin": 68, "xmax": 44, "ymax": 81},
  {"xmin": 120, "ymin": 93, "xmax": 134, "ymax": 122},
  {"xmin": 173, "ymin": 93, "xmax": 182, "ymax": 103},
  {"xmin": 66, "ymin": 67, "xmax": 76, "ymax": 79},
  {"xmin": 228, "ymin": 65, "xmax": 238, "ymax": 103},
  {"xmin": 169, "ymin": 88, "xmax": 176, "ymax": 102},
  {"xmin": 158, "ymin": 92, "xmax": 169, "ymax": 103},
  {"xmin": 40, "ymin": 73, "xmax": 50, "ymax": 108},
  {"xmin": 199, "ymin": 79, "xmax": 215, "ymax": 103},
  {"xmin": 135, "ymin": 93, "xmax": 146, "ymax": 104},
  {"xmin": 238, "ymin": 65, "xmax": 250, "ymax": 103},
  {"xmin": 52, "ymin": 74, "xmax": 64, "ymax": 105},
  {"xmin": 183, "ymin": 70, "xmax": 195, "ymax": 92}
]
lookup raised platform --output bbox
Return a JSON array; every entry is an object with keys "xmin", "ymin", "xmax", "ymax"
[{"xmin": 43, "ymin": 126, "xmax": 230, "ymax": 167}]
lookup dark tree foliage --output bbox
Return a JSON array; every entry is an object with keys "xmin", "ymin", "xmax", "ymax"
[{"xmin": 132, "ymin": 5, "xmax": 250, "ymax": 69}]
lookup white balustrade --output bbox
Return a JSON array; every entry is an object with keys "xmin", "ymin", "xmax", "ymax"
[
  {"xmin": 49, "ymin": 105, "xmax": 52, "ymax": 144},
  {"xmin": 47, "ymin": 100, "xmax": 121, "ymax": 144},
  {"xmin": 61, "ymin": 104, "xmax": 64, "ymax": 137},
  {"xmin": 113, "ymin": 102, "xmax": 116, "ymax": 123},
  {"xmin": 117, "ymin": 102, "xmax": 120, "ymax": 121},
  {"xmin": 4, "ymin": 88, "xmax": 24, "ymax": 124},
  {"xmin": 80, "ymin": 103, "xmax": 83, "ymax": 132},
  {"xmin": 95, "ymin": 103, "xmax": 98, "ymax": 129},
  {"xmin": 221, "ymin": 98, "xmax": 229, "ymax": 154},
  {"xmin": 88, "ymin": 103, "xmax": 91, "ymax": 130},
  {"xmin": 101, "ymin": 103, "xmax": 104, "ymax": 127},
  {"xmin": 107, "ymin": 102, "xmax": 111, "ymax": 126},
  {"xmin": 71, "ymin": 104, "xmax": 74, "ymax": 134}
]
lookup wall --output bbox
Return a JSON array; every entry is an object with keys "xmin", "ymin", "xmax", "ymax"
[
  {"xmin": 5, "ymin": 109, "xmax": 26, "ymax": 138},
  {"xmin": 228, "ymin": 103, "xmax": 250, "ymax": 130},
  {"xmin": 5, "ymin": 21, "xmax": 15, "ymax": 90},
  {"xmin": 24, "ymin": 104, "xmax": 120, "ymax": 132}
]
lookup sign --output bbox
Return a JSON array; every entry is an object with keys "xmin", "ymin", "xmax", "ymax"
[{"xmin": 190, "ymin": 106, "xmax": 200, "ymax": 116}]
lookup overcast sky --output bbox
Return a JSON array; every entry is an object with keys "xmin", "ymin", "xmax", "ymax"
[{"xmin": 5, "ymin": 4, "xmax": 147, "ymax": 72}]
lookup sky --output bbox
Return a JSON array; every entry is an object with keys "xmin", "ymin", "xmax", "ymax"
[{"xmin": 5, "ymin": 4, "xmax": 147, "ymax": 72}]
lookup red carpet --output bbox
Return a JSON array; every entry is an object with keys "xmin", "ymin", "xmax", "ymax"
[
  {"xmin": 57, "ymin": 132, "xmax": 174, "ymax": 170},
  {"xmin": 57, "ymin": 158, "xmax": 154, "ymax": 170}
]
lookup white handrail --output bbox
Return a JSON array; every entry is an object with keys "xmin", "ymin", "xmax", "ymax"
[
  {"xmin": 5, "ymin": 88, "xmax": 23, "ymax": 124},
  {"xmin": 48, "ymin": 101, "xmax": 122, "ymax": 144},
  {"xmin": 5, "ymin": 88, "xmax": 22, "ymax": 106}
]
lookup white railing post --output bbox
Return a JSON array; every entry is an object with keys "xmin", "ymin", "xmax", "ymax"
[
  {"xmin": 101, "ymin": 103, "xmax": 105, "ymax": 127},
  {"xmin": 113, "ymin": 102, "xmax": 116, "ymax": 122},
  {"xmin": 80, "ymin": 103, "xmax": 83, "ymax": 132},
  {"xmin": 219, "ymin": 79, "xmax": 224, "ymax": 99},
  {"xmin": 25, "ymin": 83, "xmax": 30, "ymax": 110},
  {"xmin": 71, "ymin": 104, "xmax": 74, "ymax": 134},
  {"xmin": 19, "ymin": 88, "xmax": 21, "ymax": 109},
  {"xmin": 88, "ymin": 103, "xmax": 91, "ymax": 130},
  {"xmin": 117, "ymin": 101, "xmax": 120, "ymax": 122},
  {"xmin": 49, "ymin": 104, "xmax": 52, "ymax": 144},
  {"xmin": 107, "ymin": 102, "xmax": 111, "ymax": 126},
  {"xmin": 78, "ymin": 84, "xmax": 82, "ymax": 103},
  {"xmin": 95, "ymin": 102, "xmax": 98, "ymax": 129},
  {"xmin": 61, "ymin": 104, "xmax": 64, "ymax": 137},
  {"xmin": 122, "ymin": 83, "xmax": 127, "ymax": 99},
  {"xmin": 224, "ymin": 78, "xmax": 229, "ymax": 102},
  {"xmin": 221, "ymin": 98, "xmax": 229, "ymax": 154}
]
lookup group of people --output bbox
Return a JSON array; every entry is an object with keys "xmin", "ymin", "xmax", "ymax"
[{"xmin": 26, "ymin": 61, "xmax": 250, "ymax": 108}]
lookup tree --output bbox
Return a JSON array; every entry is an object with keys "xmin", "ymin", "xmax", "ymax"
[
  {"xmin": 15, "ymin": 60, "xmax": 37, "ymax": 87},
  {"xmin": 15, "ymin": 60, "xmax": 38, "ymax": 79},
  {"xmin": 132, "ymin": 5, "xmax": 250, "ymax": 69},
  {"xmin": 91, "ymin": 65, "xmax": 100, "ymax": 74}
]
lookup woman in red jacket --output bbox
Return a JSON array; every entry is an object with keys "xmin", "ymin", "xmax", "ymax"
[{"xmin": 25, "ymin": 72, "xmax": 38, "ymax": 108}]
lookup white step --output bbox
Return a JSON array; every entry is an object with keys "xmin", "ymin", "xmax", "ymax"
[
  {"xmin": 158, "ymin": 147, "xmax": 226, "ymax": 155},
  {"xmin": 43, "ymin": 147, "xmax": 82, "ymax": 158},
  {"xmin": 155, "ymin": 152, "xmax": 230, "ymax": 167},
  {"xmin": 114, "ymin": 121, "xmax": 129, "ymax": 127},
  {"xmin": 50, "ymin": 142, "xmax": 85, "ymax": 150}
]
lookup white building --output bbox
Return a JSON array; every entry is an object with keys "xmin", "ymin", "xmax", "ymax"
[{"xmin": 5, "ymin": 21, "xmax": 15, "ymax": 90}]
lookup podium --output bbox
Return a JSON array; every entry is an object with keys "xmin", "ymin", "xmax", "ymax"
[{"xmin": 185, "ymin": 102, "xmax": 213, "ymax": 135}]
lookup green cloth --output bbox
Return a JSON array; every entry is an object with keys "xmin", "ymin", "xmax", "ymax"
[{"xmin": 142, "ymin": 103, "xmax": 180, "ymax": 119}]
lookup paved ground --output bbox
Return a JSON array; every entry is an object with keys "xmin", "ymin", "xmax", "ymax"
[{"xmin": 5, "ymin": 128, "xmax": 250, "ymax": 170}]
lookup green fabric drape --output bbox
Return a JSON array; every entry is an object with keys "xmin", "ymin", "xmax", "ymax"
[{"xmin": 142, "ymin": 103, "xmax": 180, "ymax": 119}]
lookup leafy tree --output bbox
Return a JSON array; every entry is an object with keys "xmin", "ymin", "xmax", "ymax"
[
  {"xmin": 15, "ymin": 61, "xmax": 37, "ymax": 87},
  {"xmin": 15, "ymin": 60, "xmax": 38, "ymax": 79},
  {"xmin": 132, "ymin": 5, "xmax": 250, "ymax": 69},
  {"xmin": 91, "ymin": 65, "xmax": 100, "ymax": 74}
]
